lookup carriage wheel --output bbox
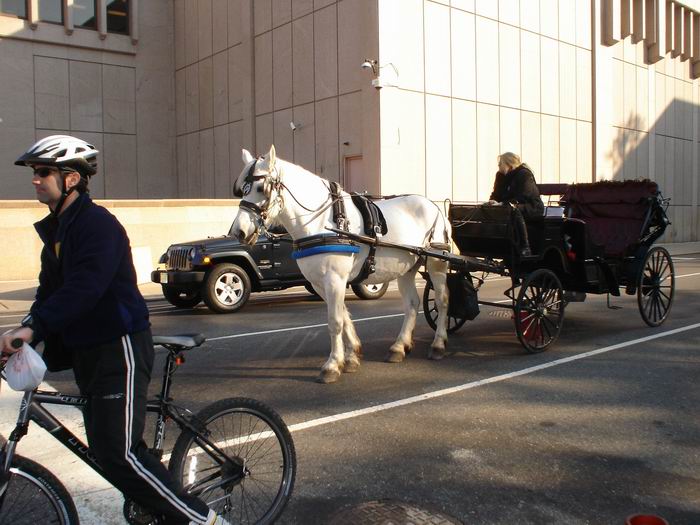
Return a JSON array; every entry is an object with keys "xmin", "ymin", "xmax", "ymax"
[
  {"xmin": 514, "ymin": 269, "xmax": 565, "ymax": 353},
  {"xmin": 637, "ymin": 246, "xmax": 675, "ymax": 327},
  {"xmin": 422, "ymin": 279, "xmax": 468, "ymax": 334}
]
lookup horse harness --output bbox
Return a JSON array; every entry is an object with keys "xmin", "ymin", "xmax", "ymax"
[
  {"xmin": 291, "ymin": 181, "xmax": 388, "ymax": 284},
  {"xmin": 236, "ymin": 159, "xmax": 439, "ymax": 285}
]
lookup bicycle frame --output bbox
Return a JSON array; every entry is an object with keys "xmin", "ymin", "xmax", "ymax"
[{"xmin": 0, "ymin": 349, "xmax": 239, "ymax": 500}]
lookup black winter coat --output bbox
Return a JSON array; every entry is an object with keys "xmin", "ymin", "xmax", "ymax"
[
  {"xmin": 31, "ymin": 193, "xmax": 150, "ymax": 370},
  {"xmin": 489, "ymin": 164, "xmax": 544, "ymax": 217}
]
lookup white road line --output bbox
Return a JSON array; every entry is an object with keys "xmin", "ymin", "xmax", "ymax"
[
  {"xmin": 207, "ymin": 312, "xmax": 408, "ymax": 341},
  {"xmin": 676, "ymin": 272, "xmax": 700, "ymax": 279},
  {"xmin": 164, "ymin": 320, "xmax": 700, "ymax": 459},
  {"xmin": 286, "ymin": 322, "xmax": 700, "ymax": 433}
]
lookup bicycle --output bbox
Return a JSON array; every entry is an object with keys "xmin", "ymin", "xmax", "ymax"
[{"xmin": 0, "ymin": 334, "xmax": 296, "ymax": 524}]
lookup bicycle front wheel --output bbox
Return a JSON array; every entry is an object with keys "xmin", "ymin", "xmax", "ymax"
[
  {"xmin": 0, "ymin": 455, "xmax": 79, "ymax": 525},
  {"xmin": 169, "ymin": 397, "xmax": 296, "ymax": 525}
]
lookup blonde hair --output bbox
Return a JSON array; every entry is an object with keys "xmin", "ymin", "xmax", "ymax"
[{"xmin": 497, "ymin": 152, "xmax": 522, "ymax": 171}]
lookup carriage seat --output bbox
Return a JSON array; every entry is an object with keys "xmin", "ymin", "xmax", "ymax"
[{"xmin": 562, "ymin": 180, "xmax": 658, "ymax": 257}]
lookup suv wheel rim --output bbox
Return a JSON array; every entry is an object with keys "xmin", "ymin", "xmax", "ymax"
[
  {"xmin": 365, "ymin": 284, "xmax": 382, "ymax": 292},
  {"xmin": 214, "ymin": 272, "xmax": 244, "ymax": 306}
]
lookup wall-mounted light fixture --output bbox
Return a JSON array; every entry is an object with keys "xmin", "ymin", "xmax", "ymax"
[
  {"xmin": 289, "ymin": 121, "xmax": 300, "ymax": 131},
  {"xmin": 360, "ymin": 59, "xmax": 379, "ymax": 75},
  {"xmin": 360, "ymin": 59, "xmax": 399, "ymax": 89}
]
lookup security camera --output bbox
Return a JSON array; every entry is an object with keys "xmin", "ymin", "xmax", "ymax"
[
  {"xmin": 371, "ymin": 78, "xmax": 383, "ymax": 90},
  {"xmin": 361, "ymin": 60, "xmax": 374, "ymax": 70},
  {"xmin": 289, "ymin": 121, "xmax": 299, "ymax": 131}
]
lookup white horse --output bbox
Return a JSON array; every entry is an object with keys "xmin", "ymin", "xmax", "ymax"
[{"xmin": 231, "ymin": 145, "xmax": 451, "ymax": 383}]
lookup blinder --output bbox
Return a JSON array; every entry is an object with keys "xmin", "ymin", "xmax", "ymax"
[{"xmin": 234, "ymin": 157, "xmax": 275, "ymax": 200}]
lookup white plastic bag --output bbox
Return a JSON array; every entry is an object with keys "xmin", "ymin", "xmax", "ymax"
[{"xmin": 5, "ymin": 343, "xmax": 47, "ymax": 391}]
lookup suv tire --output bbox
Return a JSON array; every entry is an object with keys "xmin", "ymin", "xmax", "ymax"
[
  {"xmin": 162, "ymin": 286, "xmax": 202, "ymax": 309},
  {"xmin": 202, "ymin": 263, "xmax": 252, "ymax": 313},
  {"xmin": 351, "ymin": 282, "xmax": 390, "ymax": 300}
]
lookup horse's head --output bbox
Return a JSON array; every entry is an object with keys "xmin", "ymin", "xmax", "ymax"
[{"xmin": 231, "ymin": 145, "xmax": 283, "ymax": 245}]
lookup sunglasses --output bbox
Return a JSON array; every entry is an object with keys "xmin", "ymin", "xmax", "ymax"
[{"xmin": 33, "ymin": 167, "xmax": 73, "ymax": 178}]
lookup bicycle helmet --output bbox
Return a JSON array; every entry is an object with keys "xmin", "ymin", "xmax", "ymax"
[{"xmin": 15, "ymin": 135, "xmax": 98, "ymax": 177}]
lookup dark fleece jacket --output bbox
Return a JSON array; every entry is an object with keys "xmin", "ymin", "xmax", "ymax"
[{"xmin": 30, "ymin": 193, "xmax": 149, "ymax": 370}]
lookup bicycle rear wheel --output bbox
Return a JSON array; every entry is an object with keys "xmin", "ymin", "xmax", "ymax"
[
  {"xmin": 169, "ymin": 397, "xmax": 296, "ymax": 525},
  {"xmin": 0, "ymin": 455, "xmax": 79, "ymax": 524}
]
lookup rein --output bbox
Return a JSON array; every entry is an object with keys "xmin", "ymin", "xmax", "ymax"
[{"xmin": 237, "ymin": 158, "xmax": 347, "ymax": 240}]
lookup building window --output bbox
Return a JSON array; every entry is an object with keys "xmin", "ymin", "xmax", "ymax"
[
  {"xmin": 106, "ymin": 0, "xmax": 128, "ymax": 34},
  {"xmin": 74, "ymin": 0, "xmax": 96, "ymax": 29},
  {"xmin": 0, "ymin": 0, "xmax": 27, "ymax": 19},
  {"xmin": 38, "ymin": 0, "xmax": 63, "ymax": 24}
]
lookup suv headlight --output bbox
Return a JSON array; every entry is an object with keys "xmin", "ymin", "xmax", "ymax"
[
  {"xmin": 188, "ymin": 247, "xmax": 196, "ymax": 260},
  {"xmin": 158, "ymin": 252, "xmax": 168, "ymax": 264}
]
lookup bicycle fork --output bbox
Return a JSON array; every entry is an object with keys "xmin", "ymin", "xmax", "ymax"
[
  {"xmin": 2, "ymin": 389, "xmax": 103, "ymax": 479},
  {"xmin": 0, "ymin": 389, "xmax": 34, "ymax": 499}
]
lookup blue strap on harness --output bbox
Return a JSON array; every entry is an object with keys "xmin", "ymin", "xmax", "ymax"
[{"xmin": 292, "ymin": 244, "xmax": 360, "ymax": 260}]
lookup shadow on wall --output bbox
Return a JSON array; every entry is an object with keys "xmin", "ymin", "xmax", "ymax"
[{"xmin": 605, "ymin": 100, "xmax": 698, "ymax": 243}]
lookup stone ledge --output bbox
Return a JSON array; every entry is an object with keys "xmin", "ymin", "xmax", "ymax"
[{"xmin": 0, "ymin": 199, "xmax": 240, "ymax": 209}]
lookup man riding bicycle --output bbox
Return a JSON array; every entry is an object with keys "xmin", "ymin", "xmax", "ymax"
[{"xmin": 0, "ymin": 135, "xmax": 226, "ymax": 525}]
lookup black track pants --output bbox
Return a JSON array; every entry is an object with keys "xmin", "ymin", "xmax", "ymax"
[{"xmin": 72, "ymin": 329, "xmax": 210, "ymax": 525}]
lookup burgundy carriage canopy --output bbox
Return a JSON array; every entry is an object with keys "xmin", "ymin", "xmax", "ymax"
[{"xmin": 562, "ymin": 180, "xmax": 660, "ymax": 257}]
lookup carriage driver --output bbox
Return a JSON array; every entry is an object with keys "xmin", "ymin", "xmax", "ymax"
[
  {"xmin": 0, "ymin": 135, "xmax": 227, "ymax": 525},
  {"xmin": 488, "ymin": 152, "xmax": 544, "ymax": 256}
]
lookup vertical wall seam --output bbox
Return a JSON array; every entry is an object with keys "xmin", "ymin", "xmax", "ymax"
[
  {"xmin": 313, "ymin": 9, "xmax": 317, "ymax": 173},
  {"xmin": 449, "ymin": 4, "xmax": 453, "ymax": 200},
  {"xmin": 336, "ymin": 2, "xmax": 341, "ymax": 186},
  {"xmin": 591, "ymin": 0, "xmax": 597, "ymax": 182},
  {"xmin": 423, "ymin": 0, "xmax": 427, "ymax": 198},
  {"xmin": 474, "ymin": 11, "xmax": 479, "ymax": 200}
]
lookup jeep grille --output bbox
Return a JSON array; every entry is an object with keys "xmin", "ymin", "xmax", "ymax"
[{"xmin": 167, "ymin": 248, "xmax": 192, "ymax": 270}]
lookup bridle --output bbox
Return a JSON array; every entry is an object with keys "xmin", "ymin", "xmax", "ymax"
[
  {"xmin": 234, "ymin": 158, "xmax": 286, "ymax": 240},
  {"xmin": 235, "ymin": 157, "xmax": 343, "ymax": 241}
]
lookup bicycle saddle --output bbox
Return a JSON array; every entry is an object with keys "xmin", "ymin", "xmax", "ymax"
[{"xmin": 152, "ymin": 334, "xmax": 206, "ymax": 349}]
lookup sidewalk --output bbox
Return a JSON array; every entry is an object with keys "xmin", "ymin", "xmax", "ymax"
[{"xmin": 0, "ymin": 280, "xmax": 165, "ymax": 315}]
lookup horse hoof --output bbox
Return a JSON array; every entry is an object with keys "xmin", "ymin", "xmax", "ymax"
[
  {"xmin": 385, "ymin": 350, "xmax": 405, "ymax": 363},
  {"xmin": 317, "ymin": 369, "xmax": 341, "ymax": 384},
  {"xmin": 428, "ymin": 347, "xmax": 446, "ymax": 361},
  {"xmin": 354, "ymin": 346, "xmax": 363, "ymax": 357},
  {"xmin": 344, "ymin": 360, "xmax": 360, "ymax": 373}
]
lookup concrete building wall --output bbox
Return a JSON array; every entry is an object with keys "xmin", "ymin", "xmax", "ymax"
[
  {"xmin": 250, "ymin": 0, "xmax": 380, "ymax": 194},
  {"xmin": 2, "ymin": 0, "xmax": 700, "ymax": 283},
  {"xmin": 595, "ymin": 0, "xmax": 700, "ymax": 243},
  {"xmin": 0, "ymin": 0, "xmax": 176, "ymax": 199},
  {"xmin": 376, "ymin": 0, "xmax": 594, "ymax": 200},
  {"xmin": 173, "ymin": 0, "xmax": 256, "ymax": 199}
]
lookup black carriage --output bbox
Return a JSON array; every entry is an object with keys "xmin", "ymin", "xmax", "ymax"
[{"xmin": 422, "ymin": 179, "xmax": 674, "ymax": 353}]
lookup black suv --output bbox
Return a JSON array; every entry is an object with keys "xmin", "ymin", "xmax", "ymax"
[{"xmin": 151, "ymin": 225, "xmax": 389, "ymax": 313}]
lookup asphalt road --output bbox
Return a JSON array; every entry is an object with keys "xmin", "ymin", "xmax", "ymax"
[{"xmin": 9, "ymin": 256, "xmax": 700, "ymax": 524}]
